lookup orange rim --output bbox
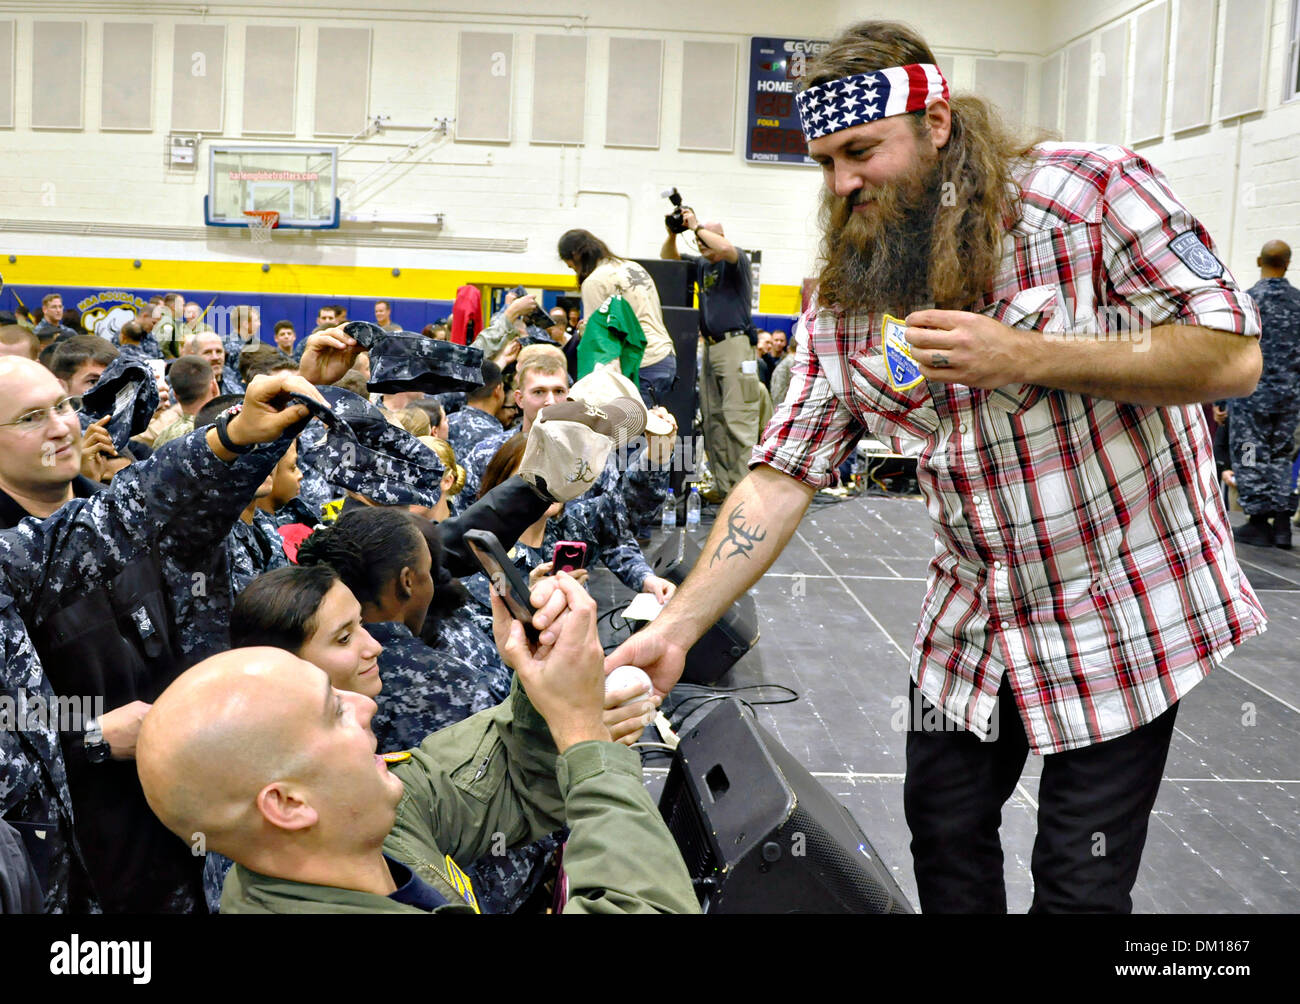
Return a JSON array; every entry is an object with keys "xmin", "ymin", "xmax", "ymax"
[{"xmin": 242, "ymin": 210, "xmax": 280, "ymax": 229}]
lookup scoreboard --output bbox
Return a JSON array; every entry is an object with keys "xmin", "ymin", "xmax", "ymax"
[{"xmin": 745, "ymin": 36, "xmax": 829, "ymax": 165}]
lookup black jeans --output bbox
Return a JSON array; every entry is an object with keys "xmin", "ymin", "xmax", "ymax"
[{"xmin": 903, "ymin": 674, "xmax": 1177, "ymax": 913}]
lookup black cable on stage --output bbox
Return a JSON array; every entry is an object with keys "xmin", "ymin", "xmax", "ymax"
[
  {"xmin": 597, "ymin": 603, "xmax": 633, "ymax": 649},
  {"xmin": 669, "ymin": 693, "xmax": 754, "ymax": 729},
  {"xmin": 665, "ymin": 683, "xmax": 799, "ymax": 731}
]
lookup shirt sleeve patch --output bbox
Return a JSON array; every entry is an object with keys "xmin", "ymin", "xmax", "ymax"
[{"xmin": 1170, "ymin": 232, "xmax": 1224, "ymax": 280}]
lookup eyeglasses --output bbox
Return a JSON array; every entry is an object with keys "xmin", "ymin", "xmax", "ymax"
[{"xmin": 0, "ymin": 395, "xmax": 83, "ymax": 432}]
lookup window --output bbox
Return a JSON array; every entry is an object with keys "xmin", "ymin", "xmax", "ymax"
[{"xmin": 1288, "ymin": 0, "xmax": 1300, "ymax": 101}]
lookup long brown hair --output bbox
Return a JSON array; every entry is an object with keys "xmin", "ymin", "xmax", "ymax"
[
  {"xmin": 805, "ymin": 21, "xmax": 1044, "ymax": 311},
  {"xmin": 479, "ymin": 432, "xmax": 527, "ymax": 497},
  {"xmin": 557, "ymin": 230, "xmax": 622, "ymax": 285}
]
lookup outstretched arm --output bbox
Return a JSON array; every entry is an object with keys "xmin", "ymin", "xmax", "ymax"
[
  {"xmin": 603, "ymin": 464, "xmax": 814, "ymax": 696},
  {"xmin": 391, "ymin": 576, "xmax": 698, "ymax": 913},
  {"xmin": 433, "ymin": 477, "xmax": 550, "ymax": 580},
  {"xmin": 6, "ymin": 373, "xmax": 321, "ymax": 623}
]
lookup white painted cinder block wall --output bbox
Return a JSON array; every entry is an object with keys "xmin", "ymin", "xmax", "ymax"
[
  {"xmin": 0, "ymin": 0, "xmax": 1048, "ymax": 297},
  {"xmin": 1039, "ymin": 0, "xmax": 1300, "ymax": 287}
]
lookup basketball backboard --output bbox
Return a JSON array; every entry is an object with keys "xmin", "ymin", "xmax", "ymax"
[{"xmin": 205, "ymin": 145, "xmax": 340, "ymax": 228}]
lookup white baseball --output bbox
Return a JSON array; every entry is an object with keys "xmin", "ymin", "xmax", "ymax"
[{"xmin": 605, "ymin": 665, "xmax": 653, "ymax": 706}]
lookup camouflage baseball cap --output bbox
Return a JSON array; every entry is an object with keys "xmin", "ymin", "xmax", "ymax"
[
  {"xmin": 78, "ymin": 355, "xmax": 160, "ymax": 451},
  {"xmin": 343, "ymin": 321, "xmax": 485, "ymax": 395},
  {"xmin": 296, "ymin": 384, "xmax": 445, "ymax": 508}
]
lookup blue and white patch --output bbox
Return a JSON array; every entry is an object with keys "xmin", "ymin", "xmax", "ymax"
[
  {"xmin": 1170, "ymin": 232, "xmax": 1223, "ymax": 280},
  {"xmin": 881, "ymin": 314, "xmax": 925, "ymax": 391}
]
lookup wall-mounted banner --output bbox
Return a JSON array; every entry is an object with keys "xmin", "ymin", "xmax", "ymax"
[
  {"xmin": 74, "ymin": 290, "xmax": 152, "ymax": 334},
  {"xmin": 745, "ymin": 37, "xmax": 829, "ymax": 165}
]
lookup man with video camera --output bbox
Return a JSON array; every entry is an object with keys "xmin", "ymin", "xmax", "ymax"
[{"xmin": 661, "ymin": 198, "xmax": 760, "ymax": 503}]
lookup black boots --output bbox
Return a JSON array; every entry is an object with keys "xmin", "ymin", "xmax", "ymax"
[
  {"xmin": 1274, "ymin": 510, "xmax": 1293, "ymax": 550},
  {"xmin": 1235, "ymin": 511, "xmax": 1296, "ymax": 549},
  {"xmin": 1234, "ymin": 513, "xmax": 1274, "ymax": 547}
]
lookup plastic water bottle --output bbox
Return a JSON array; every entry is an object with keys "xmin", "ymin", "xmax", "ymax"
[
  {"xmin": 685, "ymin": 485, "xmax": 702, "ymax": 529},
  {"xmin": 661, "ymin": 488, "xmax": 677, "ymax": 529}
]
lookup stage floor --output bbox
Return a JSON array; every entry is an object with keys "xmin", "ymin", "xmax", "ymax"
[{"xmin": 594, "ymin": 492, "xmax": 1300, "ymax": 914}]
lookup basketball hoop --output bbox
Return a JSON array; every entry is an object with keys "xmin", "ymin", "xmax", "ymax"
[{"xmin": 243, "ymin": 210, "xmax": 280, "ymax": 245}]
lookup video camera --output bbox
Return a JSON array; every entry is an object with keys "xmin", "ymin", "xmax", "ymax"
[{"xmin": 663, "ymin": 187, "xmax": 691, "ymax": 234}]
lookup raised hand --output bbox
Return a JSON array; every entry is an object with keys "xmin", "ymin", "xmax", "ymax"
[
  {"xmin": 224, "ymin": 372, "xmax": 328, "ymax": 446},
  {"xmin": 491, "ymin": 574, "xmax": 610, "ymax": 752},
  {"xmin": 297, "ymin": 327, "xmax": 362, "ymax": 386}
]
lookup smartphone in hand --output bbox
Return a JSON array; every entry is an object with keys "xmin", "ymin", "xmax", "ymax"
[
  {"xmin": 466, "ymin": 529, "xmax": 540, "ymax": 642},
  {"xmin": 551, "ymin": 540, "xmax": 588, "ymax": 574}
]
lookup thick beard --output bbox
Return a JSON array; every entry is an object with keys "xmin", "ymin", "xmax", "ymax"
[{"xmin": 816, "ymin": 157, "xmax": 942, "ymax": 316}]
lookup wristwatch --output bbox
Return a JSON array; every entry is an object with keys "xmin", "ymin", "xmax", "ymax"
[
  {"xmin": 84, "ymin": 717, "xmax": 112, "ymax": 764},
  {"xmin": 214, "ymin": 406, "xmax": 254, "ymax": 455}
]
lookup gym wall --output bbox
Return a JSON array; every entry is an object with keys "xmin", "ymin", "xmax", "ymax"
[
  {"xmin": 1034, "ymin": 0, "xmax": 1299, "ymax": 285},
  {"xmin": 0, "ymin": 0, "xmax": 1043, "ymax": 310}
]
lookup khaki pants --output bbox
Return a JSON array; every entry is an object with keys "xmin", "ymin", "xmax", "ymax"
[{"xmin": 699, "ymin": 332, "xmax": 763, "ymax": 495}]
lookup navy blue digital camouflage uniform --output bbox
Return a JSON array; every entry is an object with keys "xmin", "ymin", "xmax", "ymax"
[
  {"xmin": 446, "ymin": 405, "xmax": 505, "ymax": 462},
  {"xmin": 226, "ymin": 509, "xmax": 290, "ymax": 597},
  {"xmin": 620, "ymin": 446, "xmax": 671, "ymax": 539},
  {"xmin": 110, "ymin": 325, "xmax": 163, "ymax": 360},
  {"xmin": 557, "ymin": 479, "xmax": 656, "ymax": 590},
  {"xmin": 33, "ymin": 319, "xmax": 78, "ymax": 341},
  {"xmin": 423, "ymin": 605, "xmax": 512, "ymax": 705},
  {"xmin": 434, "ymin": 390, "xmax": 467, "ymax": 415},
  {"xmin": 218, "ymin": 365, "xmax": 245, "ymax": 397},
  {"xmin": 271, "ymin": 496, "xmax": 321, "ymax": 529},
  {"xmin": 116, "ymin": 341, "xmax": 161, "ymax": 365},
  {"xmin": 160, "ymin": 427, "xmax": 315, "ymax": 672},
  {"xmin": 295, "ymin": 420, "xmax": 339, "ymax": 513},
  {"xmin": 367, "ymin": 620, "xmax": 498, "ymax": 753},
  {"xmin": 298, "ymin": 385, "xmax": 445, "ymax": 509},
  {"xmin": 1231, "ymin": 277, "xmax": 1300, "ymax": 513},
  {"xmin": 220, "ymin": 331, "xmax": 250, "ymax": 391},
  {"xmin": 296, "ymin": 461, "xmax": 339, "ymax": 515},
  {"xmin": 464, "ymin": 823, "xmax": 562, "ymax": 915},
  {"xmin": 0, "ymin": 427, "xmax": 290, "ymax": 912},
  {"xmin": 213, "ymin": 327, "xmax": 248, "ymax": 396},
  {"xmin": 452, "ymin": 427, "xmax": 515, "ymax": 515}
]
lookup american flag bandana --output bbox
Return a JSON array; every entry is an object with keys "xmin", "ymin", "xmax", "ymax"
[{"xmin": 796, "ymin": 64, "xmax": 949, "ymax": 140}]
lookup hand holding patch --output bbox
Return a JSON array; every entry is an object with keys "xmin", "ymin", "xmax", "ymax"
[{"xmin": 904, "ymin": 309, "xmax": 1035, "ymax": 389}]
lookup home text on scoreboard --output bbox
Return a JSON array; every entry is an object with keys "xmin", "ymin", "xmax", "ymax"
[{"xmin": 745, "ymin": 36, "xmax": 829, "ymax": 165}]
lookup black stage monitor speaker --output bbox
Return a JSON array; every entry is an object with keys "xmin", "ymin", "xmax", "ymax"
[
  {"xmin": 632, "ymin": 257, "xmax": 695, "ymax": 309},
  {"xmin": 660, "ymin": 700, "xmax": 914, "ymax": 914},
  {"xmin": 652, "ymin": 532, "xmax": 757, "ymax": 684}
]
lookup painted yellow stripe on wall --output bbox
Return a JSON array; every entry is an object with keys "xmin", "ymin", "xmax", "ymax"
[
  {"xmin": 3, "ymin": 254, "xmax": 802, "ymax": 315},
  {"xmin": 757, "ymin": 285, "xmax": 803, "ymax": 315}
]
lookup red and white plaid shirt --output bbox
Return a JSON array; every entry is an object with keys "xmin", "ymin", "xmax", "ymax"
[{"xmin": 754, "ymin": 143, "xmax": 1267, "ymax": 754}]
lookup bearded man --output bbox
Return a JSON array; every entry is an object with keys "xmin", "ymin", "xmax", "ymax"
[{"xmin": 606, "ymin": 20, "xmax": 1265, "ymax": 913}]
